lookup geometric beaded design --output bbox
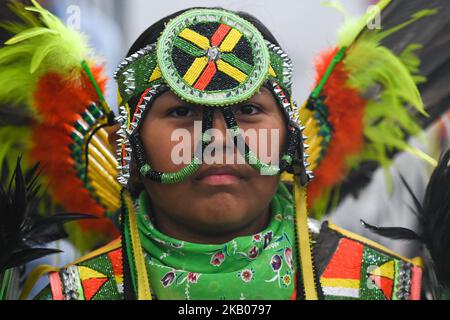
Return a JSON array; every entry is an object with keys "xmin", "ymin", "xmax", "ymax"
[
  {"xmin": 157, "ymin": 8, "xmax": 270, "ymax": 106},
  {"xmin": 320, "ymin": 236, "xmax": 420, "ymax": 300},
  {"xmin": 48, "ymin": 246, "xmax": 124, "ymax": 300}
]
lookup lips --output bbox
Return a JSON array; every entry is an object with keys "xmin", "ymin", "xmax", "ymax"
[{"xmin": 194, "ymin": 166, "xmax": 243, "ymax": 186}]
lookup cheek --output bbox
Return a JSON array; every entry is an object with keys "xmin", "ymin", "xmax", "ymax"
[
  {"xmin": 240, "ymin": 118, "xmax": 287, "ymax": 158},
  {"xmin": 140, "ymin": 118, "xmax": 191, "ymax": 172},
  {"xmin": 244, "ymin": 174, "xmax": 280, "ymax": 214}
]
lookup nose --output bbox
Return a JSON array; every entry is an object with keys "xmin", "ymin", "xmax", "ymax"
[
  {"xmin": 202, "ymin": 109, "xmax": 236, "ymax": 163},
  {"xmin": 211, "ymin": 109, "xmax": 229, "ymax": 143}
]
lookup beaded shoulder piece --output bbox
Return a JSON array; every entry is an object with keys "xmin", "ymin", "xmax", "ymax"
[
  {"xmin": 315, "ymin": 222, "xmax": 423, "ymax": 300},
  {"xmin": 42, "ymin": 240, "xmax": 124, "ymax": 300}
]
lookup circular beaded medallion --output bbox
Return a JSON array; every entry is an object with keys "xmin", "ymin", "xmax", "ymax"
[{"xmin": 157, "ymin": 9, "xmax": 270, "ymax": 106}]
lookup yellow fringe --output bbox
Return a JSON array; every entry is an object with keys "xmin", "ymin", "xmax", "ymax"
[
  {"xmin": 294, "ymin": 177, "xmax": 318, "ymax": 300},
  {"xmin": 123, "ymin": 193, "xmax": 152, "ymax": 300}
]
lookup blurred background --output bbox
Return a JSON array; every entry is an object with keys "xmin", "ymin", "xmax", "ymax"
[{"xmin": 0, "ymin": 0, "xmax": 449, "ymax": 298}]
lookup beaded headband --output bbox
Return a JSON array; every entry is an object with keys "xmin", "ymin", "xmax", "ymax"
[{"xmin": 114, "ymin": 8, "xmax": 312, "ymax": 187}]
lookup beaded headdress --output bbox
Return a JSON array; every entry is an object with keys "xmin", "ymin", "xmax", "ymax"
[{"xmin": 114, "ymin": 8, "xmax": 312, "ymax": 187}]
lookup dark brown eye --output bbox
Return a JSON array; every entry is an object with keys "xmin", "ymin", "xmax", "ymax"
[
  {"xmin": 236, "ymin": 104, "xmax": 262, "ymax": 115},
  {"xmin": 169, "ymin": 106, "xmax": 194, "ymax": 118}
]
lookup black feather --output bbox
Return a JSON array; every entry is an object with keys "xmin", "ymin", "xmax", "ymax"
[
  {"xmin": 0, "ymin": 157, "xmax": 96, "ymax": 273},
  {"xmin": 3, "ymin": 248, "xmax": 62, "ymax": 271},
  {"xmin": 360, "ymin": 219, "xmax": 422, "ymax": 241},
  {"xmin": 362, "ymin": 150, "xmax": 450, "ymax": 298},
  {"xmin": 417, "ymin": 150, "xmax": 450, "ymax": 289}
]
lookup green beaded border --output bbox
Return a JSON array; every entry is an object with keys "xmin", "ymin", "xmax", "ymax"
[
  {"xmin": 140, "ymin": 157, "xmax": 202, "ymax": 184},
  {"xmin": 156, "ymin": 8, "xmax": 270, "ymax": 106},
  {"xmin": 228, "ymin": 124, "xmax": 281, "ymax": 176}
]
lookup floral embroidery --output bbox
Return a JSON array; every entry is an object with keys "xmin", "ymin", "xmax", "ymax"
[
  {"xmin": 238, "ymin": 268, "xmax": 255, "ymax": 282},
  {"xmin": 247, "ymin": 246, "xmax": 259, "ymax": 259},
  {"xmin": 161, "ymin": 271, "xmax": 175, "ymax": 287},
  {"xmin": 252, "ymin": 234, "xmax": 262, "ymax": 242},
  {"xmin": 282, "ymin": 273, "xmax": 292, "ymax": 287},
  {"xmin": 284, "ymin": 247, "xmax": 293, "ymax": 270},
  {"xmin": 188, "ymin": 272, "xmax": 200, "ymax": 283},
  {"xmin": 263, "ymin": 231, "xmax": 273, "ymax": 249},
  {"xmin": 210, "ymin": 252, "xmax": 225, "ymax": 266},
  {"xmin": 271, "ymin": 254, "xmax": 282, "ymax": 271}
]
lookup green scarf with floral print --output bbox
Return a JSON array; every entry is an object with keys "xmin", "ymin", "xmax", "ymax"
[{"xmin": 136, "ymin": 184, "xmax": 298, "ymax": 300}]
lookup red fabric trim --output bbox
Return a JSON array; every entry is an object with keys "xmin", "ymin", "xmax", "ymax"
[
  {"xmin": 49, "ymin": 271, "xmax": 63, "ymax": 300},
  {"xmin": 410, "ymin": 266, "xmax": 422, "ymax": 300},
  {"xmin": 133, "ymin": 87, "xmax": 153, "ymax": 123}
]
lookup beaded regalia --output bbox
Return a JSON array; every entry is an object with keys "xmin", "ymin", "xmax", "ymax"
[{"xmin": 0, "ymin": 0, "xmax": 449, "ymax": 300}]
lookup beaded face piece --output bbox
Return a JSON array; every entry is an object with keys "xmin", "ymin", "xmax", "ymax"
[{"xmin": 114, "ymin": 8, "xmax": 312, "ymax": 188}]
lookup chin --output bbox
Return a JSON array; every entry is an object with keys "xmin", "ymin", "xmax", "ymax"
[{"xmin": 193, "ymin": 202, "xmax": 250, "ymax": 230}]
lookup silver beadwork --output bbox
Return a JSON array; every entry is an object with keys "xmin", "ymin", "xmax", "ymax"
[{"xmin": 116, "ymin": 84, "xmax": 163, "ymax": 187}]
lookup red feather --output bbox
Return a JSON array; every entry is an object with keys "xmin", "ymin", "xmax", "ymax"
[
  {"xmin": 307, "ymin": 48, "xmax": 366, "ymax": 208},
  {"xmin": 30, "ymin": 66, "xmax": 119, "ymax": 239}
]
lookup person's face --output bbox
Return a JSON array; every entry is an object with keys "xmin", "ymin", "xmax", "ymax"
[{"xmin": 139, "ymin": 86, "xmax": 287, "ymax": 241}]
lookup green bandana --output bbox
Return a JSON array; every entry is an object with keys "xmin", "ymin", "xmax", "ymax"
[{"xmin": 136, "ymin": 185, "xmax": 298, "ymax": 300}]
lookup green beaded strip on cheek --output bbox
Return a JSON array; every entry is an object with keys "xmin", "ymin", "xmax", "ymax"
[
  {"xmin": 161, "ymin": 158, "xmax": 202, "ymax": 184},
  {"xmin": 139, "ymin": 158, "xmax": 202, "ymax": 185},
  {"xmin": 226, "ymin": 124, "xmax": 281, "ymax": 176},
  {"xmin": 245, "ymin": 151, "xmax": 280, "ymax": 176}
]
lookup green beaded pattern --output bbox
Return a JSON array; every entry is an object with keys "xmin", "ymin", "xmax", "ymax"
[
  {"xmin": 267, "ymin": 42, "xmax": 293, "ymax": 96},
  {"xmin": 228, "ymin": 125, "xmax": 281, "ymax": 176},
  {"xmin": 359, "ymin": 247, "xmax": 391, "ymax": 300},
  {"xmin": 116, "ymin": 49, "xmax": 160, "ymax": 104},
  {"xmin": 140, "ymin": 157, "xmax": 202, "ymax": 184},
  {"xmin": 245, "ymin": 151, "xmax": 280, "ymax": 176},
  {"xmin": 161, "ymin": 159, "xmax": 202, "ymax": 184},
  {"xmin": 156, "ymin": 9, "xmax": 270, "ymax": 106}
]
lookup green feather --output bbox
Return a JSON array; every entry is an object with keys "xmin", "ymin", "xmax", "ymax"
[
  {"xmin": 0, "ymin": 126, "xmax": 31, "ymax": 179},
  {"xmin": 0, "ymin": 22, "xmax": 27, "ymax": 34},
  {"xmin": 339, "ymin": 7, "xmax": 442, "ymax": 170},
  {"xmin": 0, "ymin": 1, "xmax": 91, "ymax": 110},
  {"xmin": 30, "ymin": 43, "xmax": 56, "ymax": 73},
  {"xmin": 5, "ymin": 27, "xmax": 58, "ymax": 45},
  {"xmin": 7, "ymin": 1, "xmax": 40, "ymax": 29}
]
